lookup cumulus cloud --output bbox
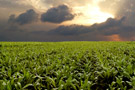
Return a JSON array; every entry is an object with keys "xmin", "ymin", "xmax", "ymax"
[
  {"xmin": 41, "ymin": 5, "xmax": 75, "ymax": 23},
  {"xmin": 8, "ymin": 9, "xmax": 38, "ymax": 25}
]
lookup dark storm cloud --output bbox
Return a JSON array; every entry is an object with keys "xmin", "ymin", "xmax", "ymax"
[
  {"xmin": 118, "ymin": 0, "xmax": 135, "ymax": 26},
  {"xmin": 48, "ymin": 17, "xmax": 125, "ymax": 36},
  {"xmin": 41, "ymin": 5, "xmax": 75, "ymax": 23},
  {"xmin": 48, "ymin": 25, "xmax": 91, "ymax": 36},
  {"xmin": 99, "ymin": 0, "xmax": 135, "ymax": 26},
  {"xmin": 8, "ymin": 9, "xmax": 38, "ymax": 25}
]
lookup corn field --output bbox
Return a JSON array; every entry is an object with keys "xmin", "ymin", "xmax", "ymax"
[{"xmin": 0, "ymin": 42, "xmax": 135, "ymax": 90}]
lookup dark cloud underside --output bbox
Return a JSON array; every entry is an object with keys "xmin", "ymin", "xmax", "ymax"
[
  {"xmin": 8, "ymin": 9, "xmax": 38, "ymax": 25},
  {"xmin": 41, "ymin": 5, "xmax": 75, "ymax": 23}
]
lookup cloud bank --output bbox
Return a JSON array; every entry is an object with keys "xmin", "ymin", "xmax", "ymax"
[
  {"xmin": 46, "ymin": 17, "xmax": 135, "ymax": 41},
  {"xmin": 1, "ymin": 16, "xmax": 135, "ymax": 41}
]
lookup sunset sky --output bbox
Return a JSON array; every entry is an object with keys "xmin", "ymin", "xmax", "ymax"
[{"xmin": 0, "ymin": 0, "xmax": 135, "ymax": 41}]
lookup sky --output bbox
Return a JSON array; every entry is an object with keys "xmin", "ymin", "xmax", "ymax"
[{"xmin": 0, "ymin": 0, "xmax": 135, "ymax": 41}]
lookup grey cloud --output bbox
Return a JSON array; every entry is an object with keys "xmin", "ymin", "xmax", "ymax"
[
  {"xmin": 99, "ymin": 0, "xmax": 135, "ymax": 26},
  {"xmin": 41, "ymin": 5, "xmax": 75, "ymax": 23},
  {"xmin": 48, "ymin": 17, "xmax": 125, "ymax": 36},
  {"xmin": 8, "ymin": 9, "xmax": 38, "ymax": 25},
  {"xmin": 118, "ymin": 0, "xmax": 135, "ymax": 26},
  {"xmin": 0, "ymin": 0, "xmax": 21, "ymax": 8},
  {"xmin": 0, "ymin": 0, "xmax": 32, "ymax": 10},
  {"xmin": 0, "ymin": 0, "xmax": 34, "ymax": 20},
  {"xmin": 48, "ymin": 25, "xmax": 88, "ymax": 35}
]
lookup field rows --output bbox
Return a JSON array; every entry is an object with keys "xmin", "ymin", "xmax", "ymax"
[{"xmin": 0, "ymin": 42, "xmax": 135, "ymax": 90}]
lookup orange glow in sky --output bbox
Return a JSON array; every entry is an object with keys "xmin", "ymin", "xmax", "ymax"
[{"xmin": 107, "ymin": 34, "xmax": 121, "ymax": 41}]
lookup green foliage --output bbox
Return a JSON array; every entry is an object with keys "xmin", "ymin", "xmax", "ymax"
[{"xmin": 0, "ymin": 41, "xmax": 135, "ymax": 90}]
